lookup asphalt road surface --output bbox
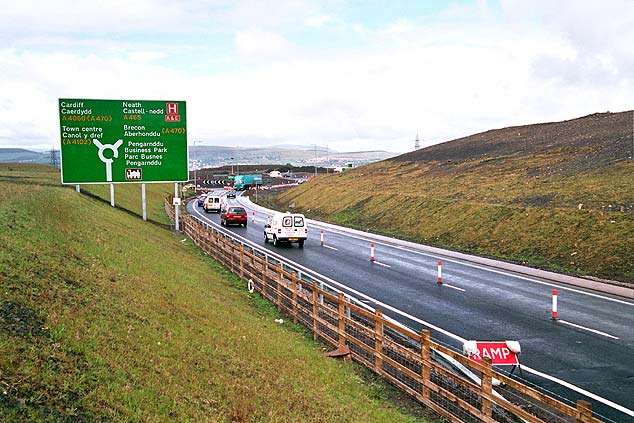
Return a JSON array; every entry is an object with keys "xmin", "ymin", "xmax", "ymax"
[{"xmin": 187, "ymin": 192, "xmax": 634, "ymax": 422}]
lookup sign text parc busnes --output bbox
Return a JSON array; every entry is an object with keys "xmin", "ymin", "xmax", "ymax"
[{"xmin": 59, "ymin": 99, "xmax": 188, "ymax": 184}]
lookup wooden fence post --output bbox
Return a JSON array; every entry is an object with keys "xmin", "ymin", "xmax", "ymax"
[
  {"xmin": 312, "ymin": 281, "xmax": 319, "ymax": 341},
  {"xmin": 420, "ymin": 329, "xmax": 431, "ymax": 401},
  {"xmin": 291, "ymin": 272, "xmax": 298, "ymax": 324},
  {"xmin": 338, "ymin": 293, "xmax": 346, "ymax": 346},
  {"xmin": 232, "ymin": 245, "xmax": 238, "ymax": 269},
  {"xmin": 239, "ymin": 245, "xmax": 245, "ymax": 280},
  {"xmin": 576, "ymin": 400, "xmax": 593, "ymax": 423},
  {"xmin": 262, "ymin": 255, "xmax": 267, "ymax": 294},
  {"xmin": 209, "ymin": 230, "xmax": 215, "ymax": 258},
  {"xmin": 374, "ymin": 310, "xmax": 383, "ymax": 374},
  {"xmin": 481, "ymin": 357, "xmax": 493, "ymax": 419},
  {"xmin": 276, "ymin": 262, "xmax": 283, "ymax": 312}
]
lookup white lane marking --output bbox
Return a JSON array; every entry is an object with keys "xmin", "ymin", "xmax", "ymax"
[
  {"xmin": 267, "ymin": 212, "xmax": 633, "ymax": 306},
  {"xmin": 230, "ymin": 199, "xmax": 634, "ymax": 416},
  {"xmin": 373, "ymin": 261, "xmax": 391, "ymax": 268},
  {"xmin": 557, "ymin": 319, "xmax": 620, "ymax": 340},
  {"xmin": 216, "ymin": 200, "xmax": 633, "ymax": 308},
  {"xmin": 521, "ymin": 365, "xmax": 634, "ymax": 417},
  {"xmin": 323, "ymin": 244, "xmax": 338, "ymax": 251},
  {"xmin": 443, "ymin": 283, "xmax": 466, "ymax": 292},
  {"xmin": 186, "ymin": 207, "xmax": 634, "ymax": 417},
  {"xmin": 312, "ymin": 225, "xmax": 632, "ymax": 306},
  {"xmin": 445, "ymin": 260, "xmax": 634, "ymax": 306}
]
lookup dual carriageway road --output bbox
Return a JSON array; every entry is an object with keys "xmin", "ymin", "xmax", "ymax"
[{"xmin": 186, "ymin": 191, "xmax": 634, "ymax": 423}]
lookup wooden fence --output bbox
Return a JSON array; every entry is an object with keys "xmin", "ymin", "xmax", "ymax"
[{"xmin": 165, "ymin": 198, "xmax": 603, "ymax": 423}]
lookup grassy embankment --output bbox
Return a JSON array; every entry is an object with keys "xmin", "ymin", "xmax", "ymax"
[
  {"xmin": 264, "ymin": 156, "xmax": 634, "ymax": 284},
  {"xmin": 0, "ymin": 163, "xmax": 435, "ymax": 422},
  {"xmin": 79, "ymin": 181, "xmax": 177, "ymax": 225}
]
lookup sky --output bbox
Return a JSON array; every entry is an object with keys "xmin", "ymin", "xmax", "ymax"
[{"xmin": 1, "ymin": 0, "xmax": 632, "ymax": 154}]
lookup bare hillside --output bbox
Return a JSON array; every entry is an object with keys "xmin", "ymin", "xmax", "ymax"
[
  {"xmin": 265, "ymin": 111, "xmax": 634, "ymax": 284},
  {"xmin": 395, "ymin": 111, "xmax": 633, "ymax": 174}
]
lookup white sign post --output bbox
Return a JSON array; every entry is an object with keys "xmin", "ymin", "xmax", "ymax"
[{"xmin": 174, "ymin": 183, "xmax": 180, "ymax": 231}]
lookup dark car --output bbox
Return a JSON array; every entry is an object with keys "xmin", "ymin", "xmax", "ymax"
[
  {"xmin": 226, "ymin": 191, "xmax": 236, "ymax": 199},
  {"xmin": 220, "ymin": 206, "xmax": 248, "ymax": 227},
  {"xmin": 197, "ymin": 195, "xmax": 206, "ymax": 207}
]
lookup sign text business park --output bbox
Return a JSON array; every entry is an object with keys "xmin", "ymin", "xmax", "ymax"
[{"xmin": 59, "ymin": 99, "xmax": 188, "ymax": 184}]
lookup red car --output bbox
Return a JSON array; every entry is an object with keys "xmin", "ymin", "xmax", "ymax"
[{"xmin": 220, "ymin": 206, "xmax": 248, "ymax": 227}]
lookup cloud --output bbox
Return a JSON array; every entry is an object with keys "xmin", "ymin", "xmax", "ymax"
[
  {"xmin": 0, "ymin": 0, "xmax": 200, "ymax": 35},
  {"xmin": 501, "ymin": 0, "xmax": 634, "ymax": 83},
  {"xmin": 304, "ymin": 14, "xmax": 333, "ymax": 29},
  {"xmin": 0, "ymin": 1, "xmax": 632, "ymax": 153},
  {"xmin": 235, "ymin": 29, "xmax": 294, "ymax": 61},
  {"xmin": 218, "ymin": 0, "xmax": 321, "ymax": 32}
]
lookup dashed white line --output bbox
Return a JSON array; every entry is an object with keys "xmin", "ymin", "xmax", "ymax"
[
  {"xmin": 557, "ymin": 319, "xmax": 620, "ymax": 340},
  {"xmin": 372, "ymin": 261, "xmax": 391, "ymax": 268},
  {"xmin": 187, "ymin": 203, "xmax": 634, "ymax": 417},
  {"xmin": 213, "ymin": 199, "xmax": 634, "ymax": 417},
  {"xmin": 442, "ymin": 283, "xmax": 466, "ymax": 292},
  {"xmin": 323, "ymin": 244, "xmax": 338, "ymax": 251},
  {"xmin": 522, "ymin": 365, "xmax": 634, "ymax": 417}
]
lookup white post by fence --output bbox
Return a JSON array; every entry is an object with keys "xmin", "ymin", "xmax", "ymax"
[
  {"xmin": 142, "ymin": 183, "xmax": 147, "ymax": 221},
  {"xmin": 370, "ymin": 243, "xmax": 375, "ymax": 262},
  {"xmin": 437, "ymin": 260, "xmax": 442, "ymax": 284},
  {"xmin": 320, "ymin": 230, "xmax": 324, "ymax": 246},
  {"xmin": 552, "ymin": 289, "xmax": 558, "ymax": 320},
  {"xmin": 174, "ymin": 183, "xmax": 180, "ymax": 232}
]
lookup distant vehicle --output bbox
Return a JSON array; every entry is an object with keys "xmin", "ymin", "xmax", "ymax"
[
  {"xmin": 233, "ymin": 174, "xmax": 263, "ymax": 191},
  {"xmin": 203, "ymin": 195, "xmax": 222, "ymax": 213},
  {"xmin": 226, "ymin": 191, "xmax": 236, "ymax": 199},
  {"xmin": 220, "ymin": 206, "xmax": 248, "ymax": 227},
  {"xmin": 264, "ymin": 212, "xmax": 307, "ymax": 247},
  {"xmin": 197, "ymin": 195, "xmax": 206, "ymax": 207}
]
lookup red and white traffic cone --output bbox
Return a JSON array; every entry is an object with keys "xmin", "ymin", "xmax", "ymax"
[
  {"xmin": 437, "ymin": 260, "xmax": 443, "ymax": 284},
  {"xmin": 370, "ymin": 243, "xmax": 375, "ymax": 262},
  {"xmin": 551, "ymin": 289, "xmax": 558, "ymax": 320},
  {"xmin": 320, "ymin": 229, "xmax": 324, "ymax": 246}
]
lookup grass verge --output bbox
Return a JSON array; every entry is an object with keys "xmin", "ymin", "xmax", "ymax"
[
  {"xmin": 0, "ymin": 163, "xmax": 436, "ymax": 423},
  {"xmin": 261, "ymin": 159, "xmax": 634, "ymax": 284}
]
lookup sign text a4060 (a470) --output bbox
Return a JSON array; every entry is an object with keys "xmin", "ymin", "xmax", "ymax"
[
  {"xmin": 61, "ymin": 115, "xmax": 113, "ymax": 123},
  {"xmin": 58, "ymin": 98, "xmax": 188, "ymax": 184}
]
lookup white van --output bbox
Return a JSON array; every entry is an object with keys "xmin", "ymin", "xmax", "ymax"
[
  {"xmin": 203, "ymin": 195, "xmax": 222, "ymax": 213},
  {"xmin": 264, "ymin": 212, "xmax": 308, "ymax": 247}
]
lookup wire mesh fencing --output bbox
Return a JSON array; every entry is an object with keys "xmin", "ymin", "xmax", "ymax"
[{"xmin": 168, "ymin": 201, "xmax": 606, "ymax": 423}]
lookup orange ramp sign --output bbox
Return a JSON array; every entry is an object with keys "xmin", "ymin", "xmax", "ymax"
[{"xmin": 463, "ymin": 341, "xmax": 521, "ymax": 366}]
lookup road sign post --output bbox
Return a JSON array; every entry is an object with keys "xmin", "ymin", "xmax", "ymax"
[
  {"xmin": 174, "ymin": 183, "xmax": 180, "ymax": 232},
  {"xmin": 142, "ymin": 183, "xmax": 147, "ymax": 221}
]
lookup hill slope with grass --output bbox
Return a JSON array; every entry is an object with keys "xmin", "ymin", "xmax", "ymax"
[
  {"xmin": 0, "ymin": 163, "xmax": 432, "ymax": 422},
  {"xmin": 265, "ymin": 111, "xmax": 634, "ymax": 284}
]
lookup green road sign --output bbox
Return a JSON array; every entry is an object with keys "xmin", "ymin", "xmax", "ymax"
[{"xmin": 59, "ymin": 98, "xmax": 188, "ymax": 184}]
